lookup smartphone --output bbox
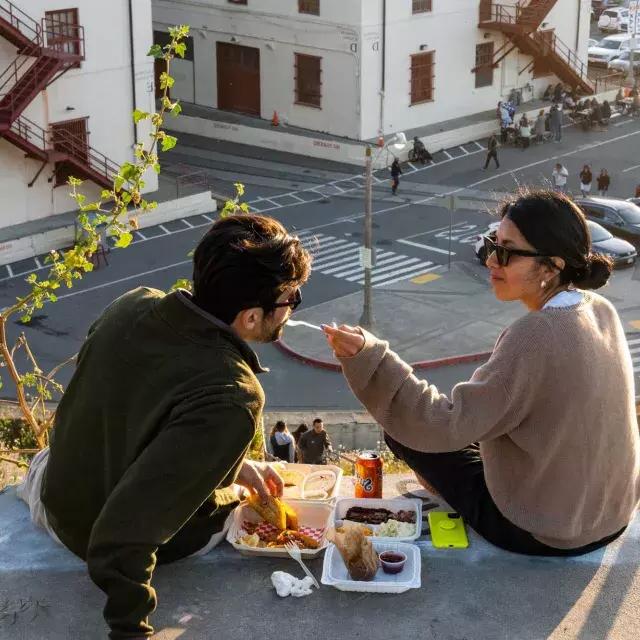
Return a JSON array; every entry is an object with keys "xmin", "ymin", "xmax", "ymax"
[{"xmin": 428, "ymin": 511, "xmax": 469, "ymax": 549}]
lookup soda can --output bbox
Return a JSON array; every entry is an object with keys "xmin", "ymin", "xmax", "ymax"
[{"xmin": 354, "ymin": 451, "xmax": 383, "ymax": 499}]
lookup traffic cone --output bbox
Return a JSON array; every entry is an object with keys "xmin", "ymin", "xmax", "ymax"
[{"xmin": 271, "ymin": 111, "xmax": 279, "ymax": 127}]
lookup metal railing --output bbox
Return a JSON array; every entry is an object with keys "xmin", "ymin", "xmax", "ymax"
[
  {"xmin": 41, "ymin": 18, "xmax": 85, "ymax": 60},
  {"xmin": 593, "ymin": 71, "xmax": 625, "ymax": 94},
  {"xmin": 532, "ymin": 31, "xmax": 590, "ymax": 84},
  {"xmin": 9, "ymin": 115, "xmax": 47, "ymax": 152},
  {"xmin": 0, "ymin": 0, "xmax": 41, "ymax": 45},
  {"xmin": 479, "ymin": 0, "xmax": 556, "ymax": 30}
]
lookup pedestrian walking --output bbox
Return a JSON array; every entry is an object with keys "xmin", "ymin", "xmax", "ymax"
[
  {"xmin": 579, "ymin": 165, "xmax": 593, "ymax": 197},
  {"xmin": 549, "ymin": 104, "xmax": 563, "ymax": 142},
  {"xmin": 552, "ymin": 163, "xmax": 569, "ymax": 193},
  {"xmin": 298, "ymin": 418, "xmax": 332, "ymax": 465},
  {"xmin": 483, "ymin": 134, "xmax": 500, "ymax": 170},
  {"xmin": 597, "ymin": 169, "xmax": 610, "ymax": 197},
  {"xmin": 390, "ymin": 158, "xmax": 402, "ymax": 195}
]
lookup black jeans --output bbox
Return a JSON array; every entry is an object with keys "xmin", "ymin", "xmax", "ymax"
[
  {"xmin": 484, "ymin": 150, "xmax": 499, "ymax": 169},
  {"xmin": 385, "ymin": 435, "xmax": 625, "ymax": 556}
]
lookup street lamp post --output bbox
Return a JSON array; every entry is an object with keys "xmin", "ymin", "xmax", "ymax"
[
  {"xmin": 359, "ymin": 146, "xmax": 374, "ymax": 330},
  {"xmin": 359, "ymin": 134, "xmax": 407, "ymax": 330}
]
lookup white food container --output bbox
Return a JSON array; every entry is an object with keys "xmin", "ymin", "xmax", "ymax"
[
  {"xmin": 276, "ymin": 463, "xmax": 343, "ymax": 502},
  {"xmin": 333, "ymin": 497, "xmax": 423, "ymax": 542},
  {"xmin": 226, "ymin": 498, "xmax": 334, "ymax": 559},
  {"xmin": 321, "ymin": 541, "xmax": 421, "ymax": 593}
]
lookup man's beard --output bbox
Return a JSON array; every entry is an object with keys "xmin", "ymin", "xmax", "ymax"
[{"xmin": 258, "ymin": 317, "xmax": 287, "ymax": 343}]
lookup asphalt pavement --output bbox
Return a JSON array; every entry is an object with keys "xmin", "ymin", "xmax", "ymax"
[{"xmin": 0, "ymin": 110, "xmax": 639, "ymax": 408}]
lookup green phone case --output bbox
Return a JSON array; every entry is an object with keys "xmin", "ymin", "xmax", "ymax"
[{"xmin": 428, "ymin": 511, "xmax": 469, "ymax": 548}]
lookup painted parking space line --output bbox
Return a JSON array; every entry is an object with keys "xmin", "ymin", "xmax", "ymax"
[
  {"xmin": 397, "ymin": 238, "xmax": 456, "ymax": 256},
  {"xmin": 623, "ymin": 163, "xmax": 640, "ymax": 173}
]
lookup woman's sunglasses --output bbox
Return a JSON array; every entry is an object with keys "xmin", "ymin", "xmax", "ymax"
[
  {"xmin": 270, "ymin": 288, "xmax": 302, "ymax": 311},
  {"xmin": 483, "ymin": 235, "xmax": 551, "ymax": 267}
]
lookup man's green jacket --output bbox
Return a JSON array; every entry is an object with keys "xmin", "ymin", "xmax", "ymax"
[{"xmin": 42, "ymin": 287, "xmax": 266, "ymax": 638}]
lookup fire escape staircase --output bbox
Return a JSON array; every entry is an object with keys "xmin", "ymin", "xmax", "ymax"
[
  {"xmin": 0, "ymin": 0, "xmax": 118, "ymax": 188},
  {"xmin": 478, "ymin": 0, "xmax": 595, "ymax": 94}
]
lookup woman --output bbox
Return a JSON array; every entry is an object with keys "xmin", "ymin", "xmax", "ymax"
[
  {"xmin": 533, "ymin": 109, "xmax": 546, "ymax": 143},
  {"xmin": 597, "ymin": 169, "xmax": 610, "ymax": 197},
  {"xmin": 579, "ymin": 164, "xmax": 593, "ymax": 197},
  {"xmin": 269, "ymin": 421, "xmax": 295, "ymax": 463},
  {"xmin": 323, "ymin": 190, "xmax": 639, "ymax": 556},
  {"xmin": 292, "ymin": 423, "xmax": 309, "ymax": 462}
]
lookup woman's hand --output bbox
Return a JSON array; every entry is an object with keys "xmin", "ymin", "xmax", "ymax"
[
  {"xmin": 236, "ymin": 460, "xmax": 284, "ymax": 504},
  {"xmin": 322, "ymin": 324, "xmax": 366, "ymax": 358}
]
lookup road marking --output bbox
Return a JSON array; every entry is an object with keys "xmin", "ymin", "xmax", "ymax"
[
  {"xmin": 411, "ymin": 273, "xmax": 441, "ymax": 284},
  {"xmin": 307, "ymin": 238, "xmax": 349, "ymax": 252},
  {"xmin": 623, "ymin": 164, "xmax": 640, "ymax": 173},
  {"xmin": 372, "ymin": 263, "xmax": 441, "ymax": 287},
  {"xmin": 201, "ymin": 213, "xmax": 214, "ymax": 222},
  {"xmin": 628, "ymin": 336, "xmax": 640, "ymax": 345},
  {"xmin": 397, "ymin": 238, "xmax": 456, "ymax": 255},
  {"xmin": 5, "ymin": 264, "xmax": 13, "ymax": 278},
  {"xmin": 134, "ymin": 230, "xmax": 147, "ymax": 240},
  {"xmin": 158, "ymin": 224, "xmax": 171, "ymax": 235},
  {"xmin": 326, "ymin": 253, "xmax": 400, "ymax": 277},
  {"xmin": 368, "ymin": 260, "xmax": 433, "ymax": 283},
  {"xmin": 442, "ymin": 150, "xmax": 453, "ymax": 159},
  {"xmin": 182, "ymin": 218, "xmax": 193, "ymax": 228},
  {"xmin": 312, "ymin": 248, "xmax": 361, "ymax": 268},
  {"xmin": 56, "ymin": 260, "xmax": 191, "ymax": 301}
]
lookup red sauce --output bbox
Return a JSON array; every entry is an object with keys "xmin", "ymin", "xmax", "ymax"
[{"xmin": 380, "ymin": 552, "xmax": 404, "ymax": 563}]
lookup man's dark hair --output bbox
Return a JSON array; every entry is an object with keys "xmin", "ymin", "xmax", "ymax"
[
  {"xmin": 192, "ymin": 214, "xmax": 311, "ymax": 324},
  {"xmin": 499, "ymin": 189, "xmax": 612, "ymax": 290},
  {"xmin": 275, "ymin": 420, "xmax": 286, "ymax": 432},
  {"xmin": 313, "ymin": 418, "xmax": 323, "ymax": 425}
]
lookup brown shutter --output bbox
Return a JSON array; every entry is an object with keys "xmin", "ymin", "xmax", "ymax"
[{"xmin": 410, "ymin": 51, "xmax": 434, "ymax": 105}]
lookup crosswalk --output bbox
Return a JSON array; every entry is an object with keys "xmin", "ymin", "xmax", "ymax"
[
  {"xmin": 299, "ymin": 232, "xmax": 441, "ymax": 288},
  {"xmin": 630, "ymin": 336, "xmax": 640, "ymax": 375}
]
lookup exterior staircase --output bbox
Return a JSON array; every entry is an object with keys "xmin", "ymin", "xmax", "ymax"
[
  {"xmin": 0, "ymin": 0, "xmax": 119, "ymax": 189},
  {"xmin": 478, "ymin": 0, "xmax": 594, "ymax": 94}
]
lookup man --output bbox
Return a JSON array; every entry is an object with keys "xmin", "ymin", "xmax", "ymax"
[
  {"xmin": 390, "ymin": 158, "xmax": 402, "ymax": 195},
  {"xmin": 412, "ymin": 136, "xmax": 433, "ymax": 164},
  {"xmin": 298, "ymin": 418, "xmax": 332, "ymax": 465},
  {"xmin": 549, "ymin": 104, "xmax": 563, "ymax": 142},
  {"xmin": 483, "ymin": 134, "xmax": 500, "ymax": 170},
  {"xmin": 552, "ymin": 163, "xmax": 569, "ymax": 193},
  {"xmin": 18, "ymin": 214, "xmax": 311, "ymax": 639}
]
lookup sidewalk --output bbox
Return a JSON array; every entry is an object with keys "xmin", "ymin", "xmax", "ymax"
[
  {"xmin": 1, "ymin": 474, "xmax": 639, "ymax": 639},
  {"xmin": 279, "ymin": 260, "xmax": 640, "ymax": 373}
]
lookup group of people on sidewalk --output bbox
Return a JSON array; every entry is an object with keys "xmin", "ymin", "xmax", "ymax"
[
  {"xmin": 551, "ymin": 163, "xmax": 612, "ymax": 197},
  {"xmin": 267, "ymin": 417, "xmax": 332, "ymax": 464}
]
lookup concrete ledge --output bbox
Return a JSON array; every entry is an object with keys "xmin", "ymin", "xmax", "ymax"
[{"xmin": 0, "ymin": 192, "xmax": 216, "ymax": 267}]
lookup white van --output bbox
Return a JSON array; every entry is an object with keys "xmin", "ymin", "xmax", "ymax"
[{"xmin": 588, "ymin": 34, "xmax": 632, "ymax": 66}]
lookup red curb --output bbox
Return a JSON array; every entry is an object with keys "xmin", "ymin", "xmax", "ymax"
[{"xmin": 274, "ymin": 338, "xmax": 491, "ymax": 372}]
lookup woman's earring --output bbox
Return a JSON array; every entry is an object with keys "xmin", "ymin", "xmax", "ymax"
[{"xmin": 540, "ymin": 280, "xmax": 546, "ymax": 289}]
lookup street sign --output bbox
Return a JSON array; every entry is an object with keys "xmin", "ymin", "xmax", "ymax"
[{"xmin": 359, "ymin": 247, "xmax": 373, "ymax": 269}]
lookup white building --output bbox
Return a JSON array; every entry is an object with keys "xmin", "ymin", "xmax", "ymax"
[
  {"xmin": 0, "ymin": 0, "xmax": 158, "ymax": 231},
  {"xmin": 152, "ymin": 0, "xmax": 592, "ymax": 142}
]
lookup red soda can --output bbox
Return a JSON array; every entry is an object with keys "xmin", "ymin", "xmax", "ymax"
[{"xmin": 354, "ymin": 452, "xmax": 383, "ymax": 499}]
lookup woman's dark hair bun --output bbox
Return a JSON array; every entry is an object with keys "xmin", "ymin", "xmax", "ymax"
[{"xmin": 571, "ymin": 253, "xmax": 612, "ymax": 290}]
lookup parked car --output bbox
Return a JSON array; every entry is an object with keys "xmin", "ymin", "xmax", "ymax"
[
  {"xmin": 588, "ymin": 38, "xmax": 599, "ymax": 48},
  {"xmin": 574, "ymin": 197, "xmax": 640, "ymax": 246},
  {"xmin": 607, "ymin": 49, "xmax": 640, "ymax": 74},
  {"xmin": 586, "ymin": 220, "xmax": 637, "ymax": 267},
  {"xmin": 474, "ymin": 218, "xmax": 637, "ymax": 267},
  {"xmin": 598, "ymin": 7, "xmax": 630, "ymax": 32},
  {"xmin": 588, "ymin": 34, "xmax": 631, "ymax": 66}
]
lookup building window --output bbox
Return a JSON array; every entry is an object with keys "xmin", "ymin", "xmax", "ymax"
[
  {"xmin": 410, "ymin": 51, "xmax": 434, "ymax": 105},
  {"xmin": 295, "ymin": 53, "xmax": 322, "ymax": 108},
  {"xmin": 299, "ymin": 0, "xmax": 319, "ymax": 15},
  {"xmin": 475, "ymin": 42, "xmax": 494, "ymax": 88},
  {"xmin": 44, "ymin": 8, "xmax": 81, "ymax": 58},
  {"xmin": 412, "ymin": 0, "xmax": 432, "ymax": 13}
]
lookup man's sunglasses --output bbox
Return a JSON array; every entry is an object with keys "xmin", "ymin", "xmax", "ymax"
[
  {"xmin": 483, "ymin": 235, "xmax": 551, "ymax": 267},
  {"xmin": 270, "ymin": 288, "xmax": 302, "ymax": 311}
]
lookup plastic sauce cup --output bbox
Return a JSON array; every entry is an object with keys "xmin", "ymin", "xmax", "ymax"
[{"xmin": 379, "ymin": 551, "xmax": 407, "ymax": 574}]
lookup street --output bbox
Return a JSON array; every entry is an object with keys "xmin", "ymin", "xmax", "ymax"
[{"xmin": 1, "ymin": 109, "xmax": 639, "ymax": 409}]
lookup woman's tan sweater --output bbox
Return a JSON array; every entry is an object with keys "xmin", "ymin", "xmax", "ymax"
[{"xmin": 339, "ymin": 292, "xmax": 639, "ymax": 549}]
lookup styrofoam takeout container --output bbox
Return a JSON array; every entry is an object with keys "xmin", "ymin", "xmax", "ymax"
[
  {"xmin": 333, "ymin": 497, "xmax": 423, "ymax": 542},
  {"xmin": 321, "ymin": 541, "xmax": 421, "ymax": 593},
  {"xmin": 226, "ymin": 498, "xmax": 334, "ymax": 559},
  {"xmin": 276, "ymin": 463, "xmax": 343, "ymax": 502}
]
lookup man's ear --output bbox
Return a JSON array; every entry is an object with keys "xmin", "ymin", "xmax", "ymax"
[{"xmin": 233, "ymin": 307, "xmax": 264, "ymax": 334}]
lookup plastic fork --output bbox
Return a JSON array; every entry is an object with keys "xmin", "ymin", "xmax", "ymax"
[{"xmin": 283, "ymin": 541, "xmax": 320, "ymax": 589}]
